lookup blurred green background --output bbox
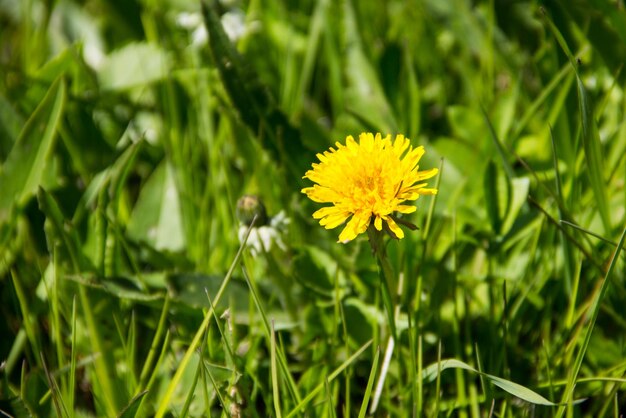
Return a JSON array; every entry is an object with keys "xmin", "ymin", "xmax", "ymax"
[{"xmin": 1, "ymin": 0, "xmax": 625, "ymax": 416}]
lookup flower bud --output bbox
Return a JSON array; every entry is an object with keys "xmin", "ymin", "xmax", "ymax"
[{"xmin": 236, "ymin": 195, "xmax": 268, "ymax": 226}]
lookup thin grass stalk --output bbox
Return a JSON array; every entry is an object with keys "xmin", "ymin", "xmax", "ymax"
[
  {"xmin": 154, "ymin": 216, "xmax": 258, "ymax": 417},
  {"xmin": 357, "ymin": 346, "xmax": 380, "ymax": 418},
  {"xmin": 69, "ymin": 296, "xmax": 77, "ymax": 418},
  {"xmin": 270, "ymin": 321, "xmax": 283, "ymax": 418},
  {"xmin": 137, "ymin": 295, "xmax": 170, "ymax": 392}
]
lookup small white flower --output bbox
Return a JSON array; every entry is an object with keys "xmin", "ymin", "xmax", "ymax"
[{"xmin": 238, "ymin": 211, "xmax": 289, "ymax": 256}]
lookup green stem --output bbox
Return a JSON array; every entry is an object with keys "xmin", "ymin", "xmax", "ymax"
[{"xmin": 367, "ymin": 226, "xmax": 398, "ymax": 339}]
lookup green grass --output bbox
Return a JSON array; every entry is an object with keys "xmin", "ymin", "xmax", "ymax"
[{"xmin": 1, "ymin": 0, "xmax": 626, "ymax": 416}]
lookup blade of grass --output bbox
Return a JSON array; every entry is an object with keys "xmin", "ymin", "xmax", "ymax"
[
  {"xmin": 285, "ymin": 339, "xmax": 372, "ymax": 418},
  {"xmin": 550, "ymin": 125, "xmax": 576, "ymax": 294},
  {"xmin": 541, "ymin": 7, "xmax": 611, "ymax": 233},
  {"xmin": 560, "ymin": 220, "xmax": 626, "ymax": 251},
  {"xmin": 369, "ymin": 336, "xmax": 394, "ymax": 414},
  {"xmin": 200, "ymin": 1, "xmax": 307, "ymax": 180},
  {"xmin": 118, "ymin": 390, "xmax": 148, "ymax": 418},
  {"xmin": 270, "ymin": 321, "xmax": 283, "ymax": 418},
  {"xmin": 40, "ymin": 353, "xmax": 67, "ymax": 418},
  {"xmin": 511, "ymin": 61, "xmax": 572, "ymax": 142},
  {"xmin": 240, "ymin": 265, "xmax": 302, "ymax": 407},
  {"xmin": 154, "ymin": 217, "xmax": 257, "ymax": 417},
  {"xmin": 434, "ymin": 340, "xmax": 442, "ymax": 416},
  {"xmin": 481, "ymin": 106, "xmax": 515, "ymax": 180},
  {"xmin": 293, "ymin": 0, "xmax": 328, "ymax": 115},
  {"xmin": 136, "ymin": 330, "xmax": 172, "ymax": 417},
  {"xmin": 179, "ymin": 352, "xmax": 203, "ymax": 418},
  {"xmin": 555, "ymin": 226, "xmax": 626, "ymax": 417},
  {"xmin": 48, "ymin": 250, "xmax": 68, "ymax": 407},
  {"xmin": 357, "ymin": 346, "xmax": 380, "ymax": 418},
  {"xmin": 0, "ymin": 77, "xmax": 66, "ymax": 222},
  {"xmin": 10, "ymin": 269, "xmax": 42, "ymax": 368},
  {"xmin": 78, "ymin": 285, "xmax": 123, "ymax": 416},
  {"xmin": 69, "ymin": 296, "xmax": 77, "ymax": 418},
  {"xmin": 203, "ymin": 356, "xmax": 228, "ymax": 413},
  {"xmin": 324, "ymin": 378, "xmax": 336, "ymax": 418},
  {"xmin": 137, "ymin": 295, "xmax": 171, "ymax": 392},
  {"xmin": 527, "ymin": 196, "xmax": 603, "ymax": 272},
  {"xmin": 408, "ymin": 314, "xmax": 418, "ymax": 417}
]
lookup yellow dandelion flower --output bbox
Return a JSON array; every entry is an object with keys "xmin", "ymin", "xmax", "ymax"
[{"xmin": 301, "ymin": 132, "xmax": 439, "ymax": 242}]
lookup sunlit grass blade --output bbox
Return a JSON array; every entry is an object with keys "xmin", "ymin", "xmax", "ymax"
[
  {"xmin": 69, "ymin": 296, "xmax": 77, "ymax": 418},
  {"xmin": 369, "ymin": 336, "xmax": 394, "ymax": 414},
  {"xmin": 324, "ymin": 378, "xmax": 336, "ymax": 418},
  {"xmin": 270, "ymin": 321, "xmax": 283, "ymax": 418},
  {"xmin": 136, "ymin": 330, "xmax": 172, "ymax": 417},
  {"xmin": 137, "ymin": 295, "xmax": 170, "ymax": 392},
  {"xmin": 179, "ymin": 352, "xmax": 203, "ymax": 418},
  {"xmin": 357, "ymin": 346, "xmax": 380, "ymax": 418},
  {"xmin": 422, "ymin": 158, "xmax": 443, "ymax": 241}
]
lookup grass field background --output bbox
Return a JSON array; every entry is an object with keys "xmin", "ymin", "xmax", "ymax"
[{"xmin": 1, "ymin": 0, "xmax": 625, "ymax": 416}]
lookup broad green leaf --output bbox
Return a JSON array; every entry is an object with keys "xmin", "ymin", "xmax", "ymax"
[
  {"xmin": 422, "ymin": 358, "xmax": 573, "ymax": 406},
  {"xmin": 0, "ymin": 77, "xmax": 66, "ymax": 223},
  {"xmin": 127, "ymin": 161, "xmax": 185, "ymax": 252}
]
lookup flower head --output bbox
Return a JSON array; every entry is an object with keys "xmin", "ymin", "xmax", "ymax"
[{"xmin": 301, "ymin": 133, "xmax": 438, "ymax": 242}]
